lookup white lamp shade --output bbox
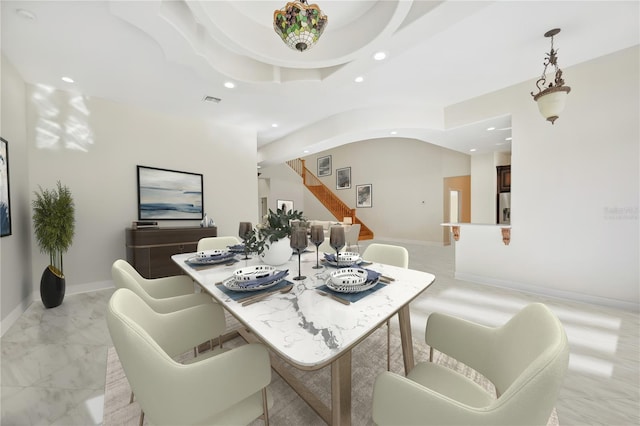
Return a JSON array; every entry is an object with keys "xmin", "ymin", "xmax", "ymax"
[{"xmin": 535, "ymin": 87, "xmax": 570, "ymax": 123}]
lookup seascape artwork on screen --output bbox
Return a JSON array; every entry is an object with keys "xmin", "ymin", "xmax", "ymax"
[{"xmin": 137, "ymin": 166, "xmax": 203, "ymax": 220}]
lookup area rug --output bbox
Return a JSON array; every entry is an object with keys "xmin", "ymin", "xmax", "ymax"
[{"xmin": 103, "ymin": 313, "xmax": 559, "ymax": 425}]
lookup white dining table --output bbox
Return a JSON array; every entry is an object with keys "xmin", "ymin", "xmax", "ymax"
[{"xmin": 172, "ymin": 250, "xmax": 436, "ymax": 425}]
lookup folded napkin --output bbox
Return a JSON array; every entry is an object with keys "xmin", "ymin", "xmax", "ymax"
[
  {"xmin": 364, "ymin": 268, "xmax": 381, "ymax": 282},
  {"xmin": 237, "ymin": 269, "xmax": 289, "ymax": 289}
]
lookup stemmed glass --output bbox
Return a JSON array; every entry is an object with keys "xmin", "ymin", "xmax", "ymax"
[
  {"xmin": 310, "ymin": 225, "xmax": 325, "ymax": 269},
  {"xmin": 290, "ymin": 227, "xmax": 307, "ymax": 280},
  {"xmin": 329, "ymin": 226, "xmax": 345, "ymax": 268},
  {"xmin": 238, "ymin": 222, "xmax": 252, "ymax": 260}
]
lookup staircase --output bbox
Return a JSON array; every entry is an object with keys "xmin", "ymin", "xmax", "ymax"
[{"xmin": 286, "ymin": 159, "xmax": 374, "ymax": 241}]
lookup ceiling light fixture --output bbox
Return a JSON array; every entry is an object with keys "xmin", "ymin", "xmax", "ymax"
[
  {"xmin": 373, "ymin": 51, "xmax": 386, "ymax": 61},
  {"xmin": 273, "ymin": 0, "xmax": 328, "ymax": 52},
  {"xmin": 224, "ymin": 82, "xmax": 235, "ymax": 89},
  {"xmin": 354, "ymin": 76, "xmax": 364, "ymax": 83},
  {"xmin": 61, "ymin": 76, "xmax": 74, "ymax": 83},
  {"xmin": 486, "ymin": 127, "xmax": 495, "ymax": 131},
  {"xmin": 531, "ymin": 28, "xmax": 571, "ymax": 125}
]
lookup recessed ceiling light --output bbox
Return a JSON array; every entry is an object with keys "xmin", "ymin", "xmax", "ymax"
[
  {"xmin": 486, "ymin": 127, "xmax": 495, "ymax": 131},
  {"xmin": 224, "ymin": 81, "xmax": 235, "ymax": 89},
  {"xmin": 271, "ymin": 123, "xmax": 278, "ymax": 128},
  {"xmin": 390, "ymin": 131, "xmax": 397, "ymax": 135},
  {"xmin": 303, "ymin": 150, "xmax": 309, "ymax": 154},
  {"xmin": 470, "ymin": 148, "xmax": 477, "ymax": 152},
  {"xmin": 354, "ymin": 76, "xmax": 364, "ymax": 83},
  {"xmin": 505, "ymin": 137, "xmax": 512, "ymax": 141},
  {"xmin": 16, "ymin": 8, "xmax": 36, "ymax": 20},
  {"xmin": 373, "ymin": 51, "xmax": 386, "ymax": 61},
  {"xmin": 61, "ymin": 76, "xmax": 74, "ymax": 83}
]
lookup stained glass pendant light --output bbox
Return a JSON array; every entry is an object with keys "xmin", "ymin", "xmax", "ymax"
[
  {"xmin": 273, "ymin": 0, "xmax": 328, "ymax": 52},
  {"xmin": 531, "ymin": 28, "xmax": 571, "ymax": 124}
]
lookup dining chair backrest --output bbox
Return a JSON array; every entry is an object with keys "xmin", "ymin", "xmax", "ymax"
[
  {"xmin": 345, "ymin": 224, "xmax": 361, "ymax": 250},
  {"xmin": 197, "ymin": 236, "xmax": 241, "ymax": 251},
  {"xmin": 107, "ymin": 288, "xmax": 271, "ymax": 425},
  {"xmin": 111, "ymin": 259, "xmax": 211, "ymax": 313},
  {"xmin": 361, "ymin": 243, "xmax": 409, "ymax": 268}
]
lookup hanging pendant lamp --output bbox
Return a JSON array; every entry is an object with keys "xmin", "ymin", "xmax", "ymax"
[
  {"xmin": 531, "ymin": 28, "xmax": 571, "ymax": 124},
  {"xmin": 273, "ymin": 0, "xmax": 328, "ymax": 52}
]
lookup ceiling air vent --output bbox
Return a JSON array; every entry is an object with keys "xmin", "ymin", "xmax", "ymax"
[{"xmin": 202, "ymin": 95, "xmax": 221, "ymax": 103}]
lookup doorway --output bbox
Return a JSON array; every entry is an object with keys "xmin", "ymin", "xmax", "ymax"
[{"xmin": 442, "ymin": 176, "xmax": 471, "ymax": 245}]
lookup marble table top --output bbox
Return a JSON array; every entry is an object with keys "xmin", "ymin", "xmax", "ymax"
[{"xmin": 172, "ymin": 251, "xmax": 436, "ymax": 370}]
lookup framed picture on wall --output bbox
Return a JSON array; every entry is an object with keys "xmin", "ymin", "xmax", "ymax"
[
  {"xmin": 1, "ymin": 138, "xmax": 11, "ymax": 237},
  {"xmin": 317, "ymin": 155, "xmax": 332, "ymax": 177},
  {"xmin": 277, "ymin": 199, "xmax": 293, "ymax": 213},
  {"xmin": 356, "ymin": 184, "xmax": 372, "ymax": 208},
  {"xmin": 336, "ymin": 167, "xmax": 351, "ymax": 190},
  {"xmin": 137, "ymin": 165, "xmax": 204, "ymax": 220}
]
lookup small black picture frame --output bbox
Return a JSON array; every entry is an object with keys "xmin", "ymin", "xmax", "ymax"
[
  {"xmin": 1, "ymin": 137, "xmax": 11, "ymax": 237},
  {"xmin": 318, "ymin": 155, "xmax": 332, "ymax": 177},
  {"xmin": 336, "ymin": 167, "xmax": 351, "ymax": 190},
  {"xmin": 356, "ymin": 184, "xmax": 372, "ymax": 208}
]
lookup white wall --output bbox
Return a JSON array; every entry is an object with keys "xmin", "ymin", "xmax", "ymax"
[
  {"xmin": 25, "ymin": 84, "xmax": 259, "ymax": 292},
  {"xmin": 1, "ymin": 57, "xmax": 260, "ymax": 333},
  {"xmin": 1, "ymin": 54, "xmax": 32, "ymax": 332},
  {"xmin": 300, "ymin": 138, "xmax": 470, "ymax": 244},
  {"xmin": 447, "ymin": 46, "xmax": 639, "ymax": 309}
]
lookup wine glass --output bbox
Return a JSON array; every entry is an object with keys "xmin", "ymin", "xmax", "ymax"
[
  {"xmin": 290, "ymin": 227, "xmax": 307, "ymax": 280},
  {"xmin": 310, "ymin": 225, "xmax": 324, "ymax": 269},
  {"xmin": 329, "ymin": 226, "xmax": 345, "ymax": 268},
  {"xmin": 238, "ymin": 222, "xmax": 252, "ymax": 259}
]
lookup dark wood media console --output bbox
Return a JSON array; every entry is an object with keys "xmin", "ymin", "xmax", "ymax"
[{"xmin": 125, "ymin": 227, "xmax": 217, "ymax": 278}]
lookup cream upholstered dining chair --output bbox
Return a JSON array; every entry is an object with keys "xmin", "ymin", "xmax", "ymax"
[
  {"xmin": 107, "ymin": 288, "xmax": 273, "ymax": 426},
  {"xmin": 372, "ymin": 303, "xmax": 570, "ymax": 426},
  {"xmin": 361, "ymin": 243, "xmax": 409, "ymax": 370},
  {"xmin": 345, "ymin": 223, "xmax": 361, "ymax": 252},
  {"xmin": 111, "ymin": 259, "xmax": 213, "ymax": 313},
  {"xmin": 197, "ymin": 236, "xmax": 241, "ymax": 251}
]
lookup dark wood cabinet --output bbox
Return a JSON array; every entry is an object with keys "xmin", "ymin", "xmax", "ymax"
[
  {"xmin": 125, "ymin": 227, "xmax": 217, "ymax": 278},
  {"xmin": 497, "ymin": 165, "xmax": 511, "ymax": 192}
]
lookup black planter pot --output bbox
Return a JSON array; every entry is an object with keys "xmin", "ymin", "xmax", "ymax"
[{"xmin": 40, "ymin": 266, "xmax": 65, "ymax": 308}]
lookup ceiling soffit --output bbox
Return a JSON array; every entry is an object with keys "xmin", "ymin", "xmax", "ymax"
[{"xmin": 110, "ymin": 0, "xmax": 416, "ymax": 84}]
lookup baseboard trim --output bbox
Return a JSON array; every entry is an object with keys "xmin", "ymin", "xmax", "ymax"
[
  {"xmin": 455, "ymin": 272, "xmax": 639, "ymax": 312},
  {"xmin": 365, "ymin": 237, "xmax": 444, "ymax": 247}
]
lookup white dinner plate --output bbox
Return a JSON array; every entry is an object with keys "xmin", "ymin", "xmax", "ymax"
[
  {"xmin": 330, "ymin": 268, "xmax": 368, "ymax": 286},
  {"xmin": 222, "ymin": 275, "xmax": 285, "ymax": 292},
  {"xmin": 327, "ymin": 277, "xmax": 379, "ymax": 293}
]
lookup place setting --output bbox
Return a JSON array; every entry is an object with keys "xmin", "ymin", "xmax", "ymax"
[
  {"xmin": 215, "ymin": 264, "xmax": 294, "ymax": 306},
  {"xmin": 184, "ymin": 248, "xmax": 238, "ymax": 268}
]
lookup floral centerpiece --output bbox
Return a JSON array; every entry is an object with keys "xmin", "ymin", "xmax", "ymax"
[{"xmin": 245, "ymin": 207, "xmax": 305, "ymax": 265}]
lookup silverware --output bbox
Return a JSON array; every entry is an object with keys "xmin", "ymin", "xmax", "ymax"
[
  {"xmin": 241, "ymin": 284, "xmax": 294, "ymax": 306},
  {"xmin": 380, "ymin": 274, "xmax": 395, "ymax": 282},
  {"xmin": 316, "ymin": 289, "xmax": 351, "ymax": 305}
]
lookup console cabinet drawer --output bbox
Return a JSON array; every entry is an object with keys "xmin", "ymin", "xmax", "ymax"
[{"xmin": 125, "ymin": 227, "xmax": 217, "ymax": 278}]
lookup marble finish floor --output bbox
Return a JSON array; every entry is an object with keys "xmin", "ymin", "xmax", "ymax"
[{"xmin": 1, "ymin": 242, "xmax": 638, "ymax": 425}]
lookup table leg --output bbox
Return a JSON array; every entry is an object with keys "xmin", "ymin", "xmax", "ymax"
[
  {"xmin": 398, "ymin": 305, "xmax": 415, "ymax": 375},
  {"xmin": 331, "ymin": 350, "xmax": 352, "ymax": 425}
]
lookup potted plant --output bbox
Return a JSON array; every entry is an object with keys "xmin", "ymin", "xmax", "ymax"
[
  {"xmin": 32, "ymin": 181, "xmax": 75, "ymax": 308},
  {"xmin": 245, "ymin": 207, "xmax": 305, "ymax": 266}
]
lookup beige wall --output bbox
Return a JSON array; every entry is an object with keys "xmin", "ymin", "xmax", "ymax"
[
  {"xmin": 1, "ymin": 54, "xmax": 32, "ymax": 331},
  {"xmin": 448, "ymin": 46, "xmax": 639, "ymax": 308},
  {"xmin": 299, "ymin": 137, "xmax": 471, "ymax": 244},
  {"xmin": 1, "ymin": 56, "xmax": 260, "ymax": 333}
]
